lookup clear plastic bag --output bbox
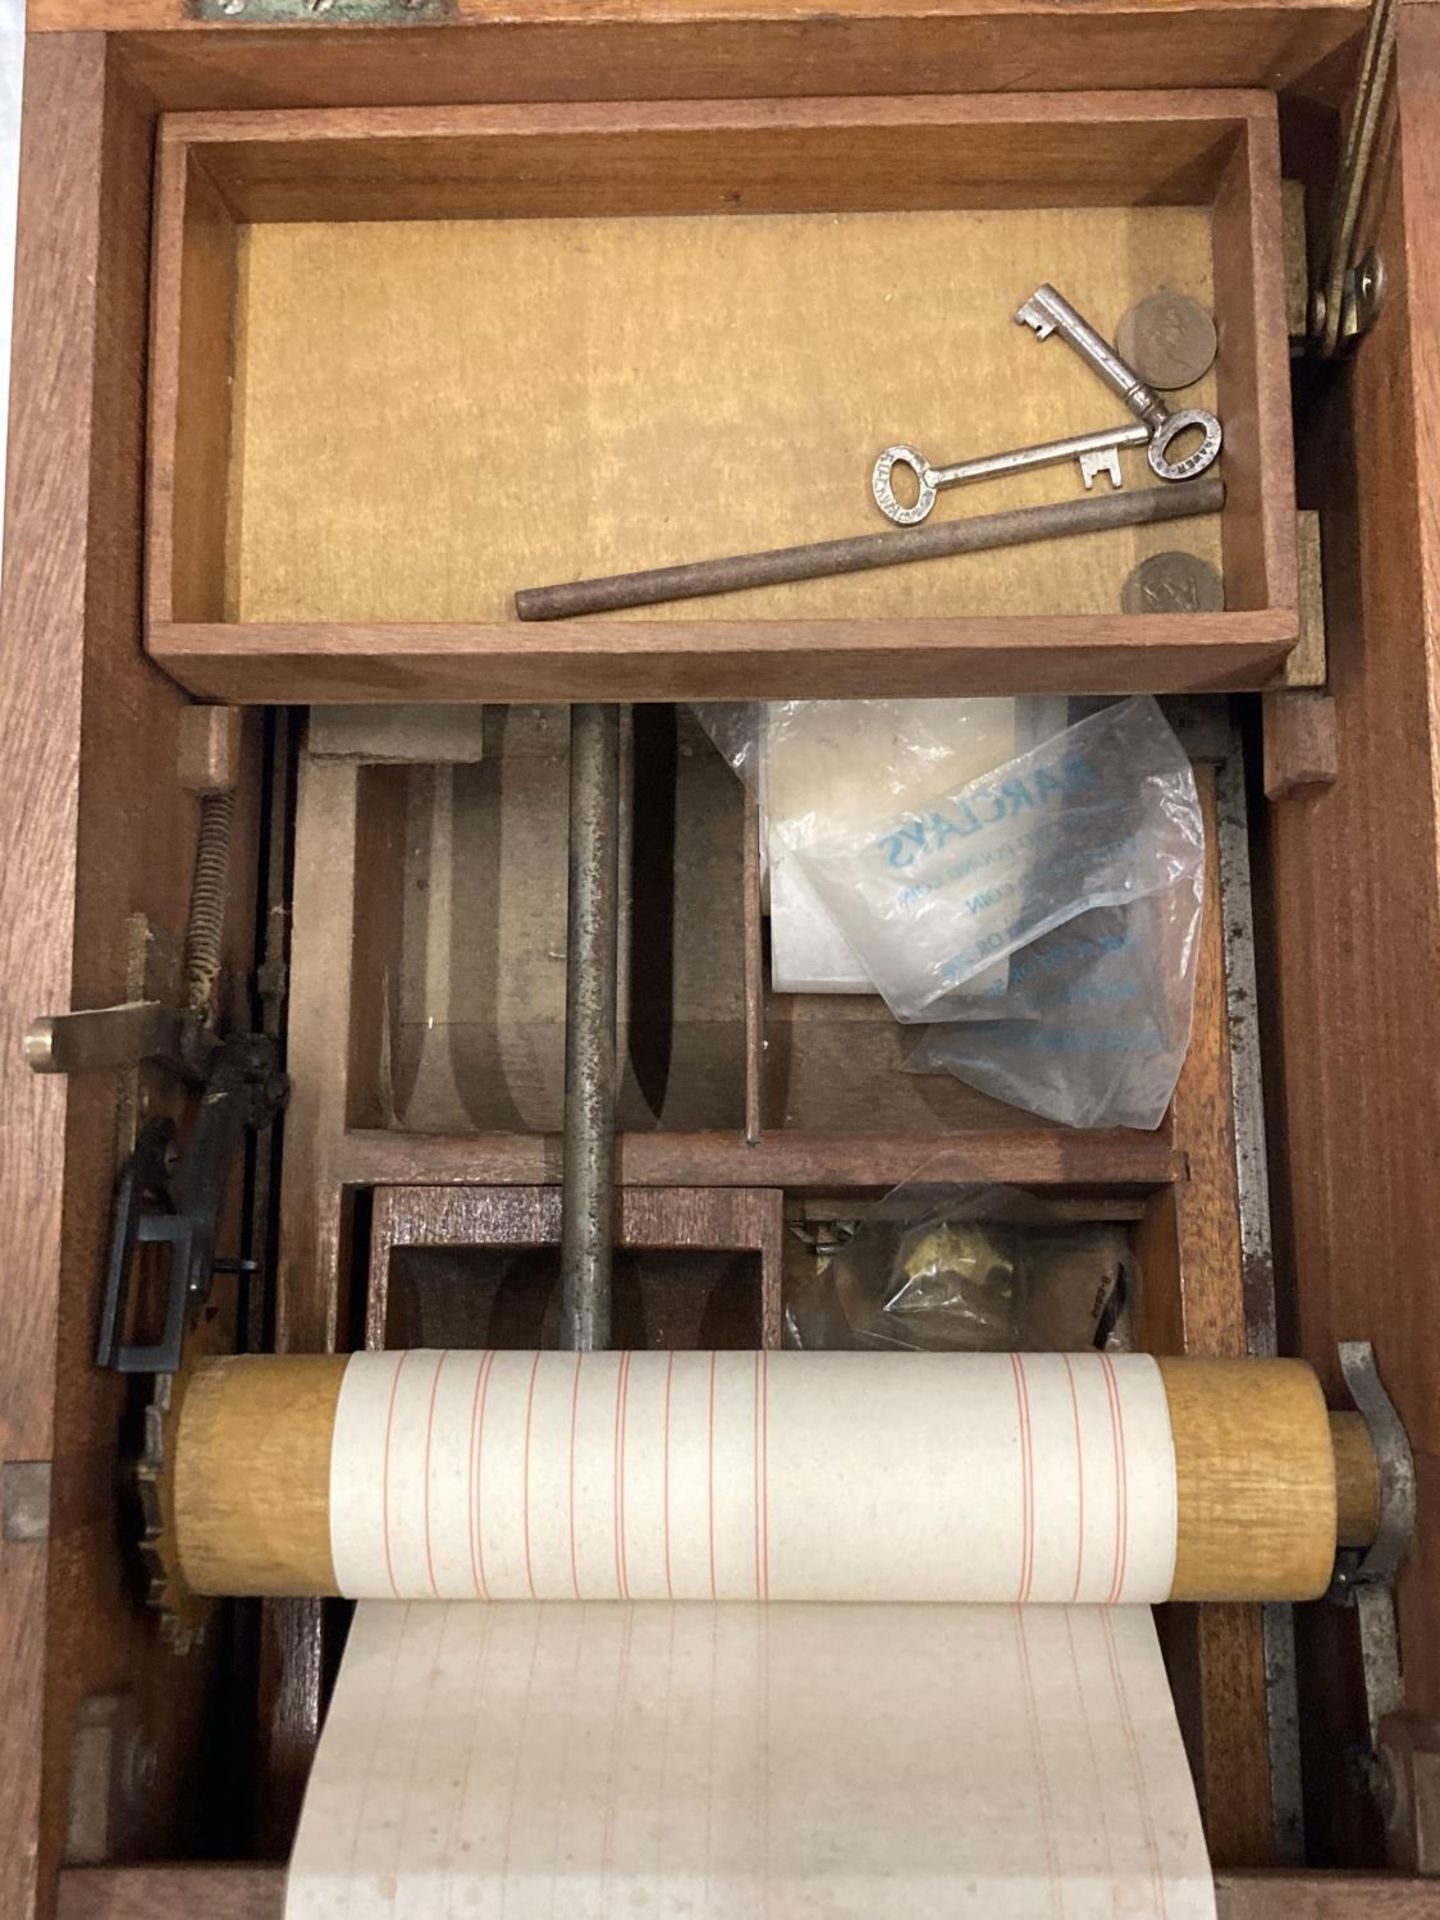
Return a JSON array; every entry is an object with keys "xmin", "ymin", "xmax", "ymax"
[
  {"xmin": 783, "ymin": 1177, "xmax": 1133, "ymax": 1354},
  {"xmin": 696, "ymin": 695, "xmax": 1203, "ymax": 1130},
  {"xmin": 903, "ymin": 892, "xmax": 1202, "ymax": 1130}
]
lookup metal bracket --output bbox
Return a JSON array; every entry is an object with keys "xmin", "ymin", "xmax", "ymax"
[
  {"xmin": 1327, "ymin": 1343, "xmax": 1416, "ymax": 1761},
  {"xmin": 95, "ymin": 1034, "xmax": 288, "ymax": 1374},
  {"xmin": 26, "ymin": 1001, "xmax": 189, "ymax": 1078},
  {"xmin": 1331, "ymin": 1339, "xmax": 1416, "ymax": 1594},
  {"xmin": 195, "ymin": 0, "xmax": 450, "ymax": 18},
  {"xmin": 64, "ymin": 1694, "xmax": 156, "ymax": 1868}
]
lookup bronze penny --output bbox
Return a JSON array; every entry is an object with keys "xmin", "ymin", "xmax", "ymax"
[
  {"xmin": 1115, "ymin": 291, "xmax": 1218, "ymax": 392},
  {"xmin": 1120, "ymin": 551, "xmax": 1225, "ymax": 615}
]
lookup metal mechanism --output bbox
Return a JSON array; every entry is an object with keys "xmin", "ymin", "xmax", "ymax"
[
  {"xmin": 559, "ymin": 704, "xmax": 621, "ymax": 1353},
  {"xmin": 63, "ymin": 1694, "xmax": 157, "ymax": 1867},
  {"xmin": 1376, "ymin": 1713, "xmax": 1440, "ymax": 1874},
  {"xmin": 198, "ymin": 0, "xmax": 446, "ymax": 18},
  {"xmin": 28, "ymin": 708, "xmax": 244, "ymax": 1084},
  {"xmin": 872, "ymin": 422, "xmax": 1152, "ymax": 526},
  {"xmin": 1311, "ymin": 0, "xmax": 1397, "ymax": 355},
  {"xmin": 26, "ymin": 1000, "xmax": 187, "ymax": 1078},
  {"xmin": 1331, "ymin": 1340, "xmax": 1416, "ymax": 1602},
  {"xmin": 95, "ymin": 1034, "xmax": 288, "ymax": 1374},
  {"xmin": 1327, "ymin": 1340, "xmax": 1419, "ymax": 1849},
  {"xmin": 1016, "ymin": 283, "xmax": 1224, "ymax": 482}
]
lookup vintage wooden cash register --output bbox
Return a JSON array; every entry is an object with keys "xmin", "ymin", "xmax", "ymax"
[{"xmin": 2, "ymin": 0, "xmax": 1439, "ymax": 1914}]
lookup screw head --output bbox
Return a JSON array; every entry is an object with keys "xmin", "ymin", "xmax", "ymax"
[
  {"xmin": 1354, "ymin": 249, "xmax": 1387, "ymax": 328},
  {"xmin": 123, "ymin": 1733, "xmax": 159, "ymax": 1801},
  {"xmin": 221, "ymin": 0, "xmax": 245, "ymax": 12}
]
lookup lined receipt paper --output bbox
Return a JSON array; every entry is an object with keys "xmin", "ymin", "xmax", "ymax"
[
  {"xmin": 287, "ymin": 1599, "xmax": 1213, "ymax": 1920},
  {"xmin": 328, "ymin": 1349, "xmax": 1178, "ymax": 1604}
]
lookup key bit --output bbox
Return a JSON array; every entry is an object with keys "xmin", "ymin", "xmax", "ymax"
[
  {"xmin": 1016, "ymin": 294, "xmax": 1059, "ymax": 341},
  {"xmin": 1078, "ymin": 447, "xmax": 1124, "ymax": 490}
]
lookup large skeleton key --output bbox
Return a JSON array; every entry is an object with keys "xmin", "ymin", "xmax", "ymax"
[
  {"xmin": 1016, "ymin": 283, "xmax": 1223, "ymax": 484},
  {"xmin": 872, "ymin": 421, "xmax": 1152, "ymax": 526}
]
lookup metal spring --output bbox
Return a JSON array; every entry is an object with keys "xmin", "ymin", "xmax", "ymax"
[{"xmin": 183, "ymin": 790, "xmax": 235, "ymax": 1018}]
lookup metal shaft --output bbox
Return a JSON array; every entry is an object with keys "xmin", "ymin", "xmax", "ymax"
[
  {"xmin": 559, "ymin": 703, "xmax": 621, "ymax": 1352},
  {"xmin": 929, "ymin": 421, "xmax": 1150, "ymax": 489},
  {"xmin": 515, "ymin": 477, "xmax": 1224, "ymax": 621},
  {"xmin": 1022, "ymin": 283, "xmax": 1168, "ymax": 430}
]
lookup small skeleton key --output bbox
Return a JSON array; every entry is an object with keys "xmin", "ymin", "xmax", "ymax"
[
  {"xmin": 1016, "ymin": 283, "xmax": 1223, "ymax": 484},
  {"xmin": 872, "ymin": 421, "xmax": 1151, "ymax": 526}
]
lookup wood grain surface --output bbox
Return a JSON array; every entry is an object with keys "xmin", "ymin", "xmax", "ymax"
[
  {"xmin": 335, "ymin": 1125, "xmax": 1181, "ymax": 1192},
  {"xmin": 1262, "ymin": 689, "xmax": 1340, "ymax": 798},
  {"xmin": 49, "ymin": 1866, "xmax": 1440, "ymax": 1920},
  {"xmin": 1266, "ymin": 0, "xmax": 1440, "ymax": 1864},
  {"xmin": 176, "ymin": 1356, "xmax": 345, "ymax": 1597},
  {"xmin": 37, "ymin": 6, "xmax": 1368, "ymax": 117},
  {"xmin": 1160, "ymin": 1357, "xmax": 1337, "ymax": 1602},
  {"xmin": 168, "ymin": 93, "xmax": 1273, "ymax": 221},
  {"xmin": 149, "ymin": 612, "xmax": 1299, "ymax": 705},
  {"xmin": 0, "ymin": 35, "xmax": 239, "ymax": 1920}
]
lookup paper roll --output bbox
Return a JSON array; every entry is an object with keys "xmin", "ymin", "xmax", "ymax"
[
  {"xmin": 284, "ymin": 1599, "xmax": 1216, "ymax": 1920},
  {"xmin": 173, "ymin": 1349, "xmax": 1349, "ymax": 1603}
]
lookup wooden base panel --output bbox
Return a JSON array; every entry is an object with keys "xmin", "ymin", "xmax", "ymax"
[{"xmin": 53, "ymin": 1864, "xmax": 1440, "ymax": 1920}]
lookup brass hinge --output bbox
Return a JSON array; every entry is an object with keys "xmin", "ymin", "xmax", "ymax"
[
  {"xmin": 196, "ymin": 0, "xmax": 451, "ymax": 20},
  {"xmin": 1310, "ymin": 0, "xmax": 1396, "ymax": 355}
]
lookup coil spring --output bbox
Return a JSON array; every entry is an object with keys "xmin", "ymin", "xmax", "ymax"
[{"xmin": 183, "ymin": 790, "xmax": 235, "ymax": 1018}]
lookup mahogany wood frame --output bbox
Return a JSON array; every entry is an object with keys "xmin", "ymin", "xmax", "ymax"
[{"xmin": 6, "ymin": 5, "xmax": 1440, "ymax": 1918}]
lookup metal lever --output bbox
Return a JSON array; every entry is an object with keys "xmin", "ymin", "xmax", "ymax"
[
  {"xmin": 95, "ymin": 1034, "xmax": 288, "ymax": 1373},
  {"xmin": 26, "ymin": 1002, "xmax": 191, "ymax": 1079}
]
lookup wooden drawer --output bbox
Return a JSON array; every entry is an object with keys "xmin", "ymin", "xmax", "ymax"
[
  {"xmin": 146, "ymin": 91, "xmax": 1295, "ymax": 700},
  {"xmin": 4, "ymin": 6, "xmax": 1440, "ymax": 1920}
]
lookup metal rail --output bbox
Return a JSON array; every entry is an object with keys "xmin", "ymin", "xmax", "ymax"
[{"xmin": 559, "ymin": 703, "xmax": 621, "ymax": 1352}]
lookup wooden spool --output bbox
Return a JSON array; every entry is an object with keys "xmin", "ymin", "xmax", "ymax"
[{"xmin": 172, "ymin": 1352, "xmax": 1372, "ymax": 1604}]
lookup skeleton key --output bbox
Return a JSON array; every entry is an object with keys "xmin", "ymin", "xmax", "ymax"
[
  {"xmin": 872, "ymin": 421, "xmax": 1151, "ymax": 526},
  {"xmin": 1016, "ymin": 283, "xmax": 1223, "ymax": 484}
]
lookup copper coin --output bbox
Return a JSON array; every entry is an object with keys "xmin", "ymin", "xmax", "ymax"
[
  {"xmin": 1115, "ymin": 291, "xmax": 1218, "ymax": 391},
  {"xmin": 1120, "ymin": 551, "xmax": 1225, "ymax": 615}
]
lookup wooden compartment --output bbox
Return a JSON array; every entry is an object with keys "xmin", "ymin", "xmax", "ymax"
[
  {"xmin": 341, "ymin": 706, "xmax": 749, "ymax": 1136},
  {"xmin": 367, "ymin": 1185, "xmax": 783, "ymax": 1350},
  {"xmin": 14, "ymin": 10, "xmax": 1440, "ymax": 1919},
  {"xmin": 147, "ymin": 92, "xmax": 1297, "ymax": 703}
]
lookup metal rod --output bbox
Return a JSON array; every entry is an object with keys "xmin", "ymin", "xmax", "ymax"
[
  {"xmin": 559, "ymin": 702, "xmax": 621, "ymax": 1352},
  {"xmin": 515, "ymin": 478, "xmax": 1225, "ymax": 621}
]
